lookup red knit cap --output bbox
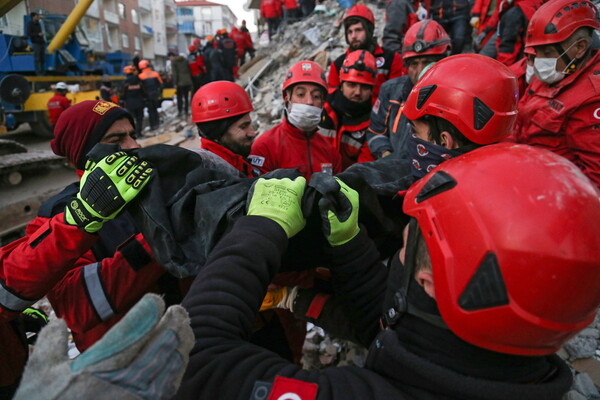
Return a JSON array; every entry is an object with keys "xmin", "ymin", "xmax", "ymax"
[{"xmin": 51, "ymin": 100, "xmax": 134, "ymax": 169}]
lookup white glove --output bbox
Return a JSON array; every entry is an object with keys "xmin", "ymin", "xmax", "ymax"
[
  {"xmin": 260, "ymin": 286, "xmax": 300, "ymax": 312},
  {"xmin": 416, "ymin": 4, "xmax": 428, "ymax": 20},
  {"xmin": 470, "ymin": 16, "xmax": 480, "ymax": 27},
  {"xmin": 14, "ymin": 294, "xmax": 194, "ymax": 400}
]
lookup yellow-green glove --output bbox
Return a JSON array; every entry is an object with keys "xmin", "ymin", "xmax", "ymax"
[
  {"xmin": 247, "ymin": 177, "xmax": 307, "ymax": 238},
  {"xmin": 65, "ymin": 151, "xmax": 154, "ymax": 233},
  {"xmin": 318, "ymin": 177, "xmax": 360, "ymax": 246}
]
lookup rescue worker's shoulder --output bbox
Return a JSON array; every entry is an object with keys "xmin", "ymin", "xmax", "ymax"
[{"xmin": 379, "ymin": 75, "xmax": 410, "ymax": 98}]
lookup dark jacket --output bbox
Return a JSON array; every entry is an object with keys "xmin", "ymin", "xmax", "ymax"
[
  {"xmin": 121, "ymin": 74, "xmax": 146, "ymax": 110},
  {"xmin": 171, "ymin": 56, "xmax": 193, "ymax": 88},
  {"xmin": 26, "ymin": 19, "xmax": 44, "ymax": 44},
  {"xmin": 203, "ymin": 44, "xmax": 226, "ymax": 82},
  {"xmin": 382, "ymin": 0, "xmax": 419, "ymax": 54},
  {"xmin": 217, "ymin": 36, "xmax": 238, "ymax": 70},
  {"xmin": 367, "ymin": 76, "xmax": 414, "ymax": 159},
  {"xmin": 175, "ymin": 216, "xmax": 573, "ymax": 400}
]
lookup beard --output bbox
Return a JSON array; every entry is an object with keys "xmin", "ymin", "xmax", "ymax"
[{"xmin": 219, "ymin": 136, "xmax": 252, "ymax": 158}]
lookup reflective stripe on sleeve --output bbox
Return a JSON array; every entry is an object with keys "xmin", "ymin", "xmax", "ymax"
[
  {"xmin": 318, "ymin": 128, "xmax": 337, "ymax": 138},
  {"xmin": 341, "ymin": 135, "xmax": 362, "ymax": 149},
  {"xmin": 0, "ymin": 280, "xmax": 37, "ymax": 311},
  {"xmin": 83, "ymin": 262, "xmax": 116, "ymax": 321}
]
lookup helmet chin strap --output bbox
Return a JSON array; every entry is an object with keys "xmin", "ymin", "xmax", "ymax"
[
  {"xmin": 553, "ymin": 39, "xmax": 588, "ymax": 75},
  {"xmin": 383, "ymin": 218, "xmax": 449, "ymax": 330}
]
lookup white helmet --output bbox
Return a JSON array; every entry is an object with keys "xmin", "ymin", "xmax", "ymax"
[{"xmin": 56, "ymin": 82, "xmax": 68, "ymax": 90}]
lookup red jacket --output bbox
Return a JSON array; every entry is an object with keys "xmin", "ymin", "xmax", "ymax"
[
  {"xmin": 47, "ymin": 93, "xmax": 71, "ymax": 125},
  {"xmin": 320, "ymin": 95, "xmax": 375, "ymax": 170},
  {"xmin": 470, "ymin": 0, "xmax": 500, "ymax": 50},
  {"xmin": 0, "ymin": 184, "xmax": 189, "ymax": 351},
  {"xmin": 200, "ymin": 138, "xmax": 261, "ymax": 177},
  {"xmin": 230, "ymin": 28, "xmax": 246, "ymax": 57},
  {"xmin": 284, "ymin": 0, "xmax": 299, "ymax": 9},
  {"xmin": 514, "ymin": 50, "xmax": 600, "ymax": 187},
  {"xmin": 260, "ymin": 0, "xmax": 283, "ymax": 18},
  {"xmin": 327, "ymin": 45, "xmax": 405, "ymax": 102},
  {"xmin": 508, "ymin": 57, "xmax": 529, "ymax": 99},
  {"xmin": 249, "ymin": 118, "xmax": 342, "ymax": 179},
  {"xmin": 495, "ymin": 0, "xmax": 545, "ymax": 66}
]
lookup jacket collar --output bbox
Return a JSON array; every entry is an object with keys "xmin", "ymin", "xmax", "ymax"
[{"xmin": 200, "ymin": 138, "xmax": 256, "ymax": 177}]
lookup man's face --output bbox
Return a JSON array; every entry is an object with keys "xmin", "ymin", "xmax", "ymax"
[
  {"xmin": 347, "ymin": 22, "xmax": 367, "ymax": 51},
  {"xmin": 406, "ymin": 56, "xmax": 436, "ymax": 85},
  {"xmin": 218, "ymin": 114, "xmax": 256, "ymax": 157},
  {"xmin": 409, "ymin": 118, "xmax": 429, "ymax": 141},
  {"xmin": 100, "ymin": 118, "xmax": 140, "ymax": 149},
  {"xmin": 341, "ymin": 81, "xmax": 372, "ymax": 103},
  {"xmin": 287, "ymin": 83, "xmax": 325, "ymax": 108},
  {"xmin": 533, "ymin": 37, "xmax": 587, "ymax": 73}
]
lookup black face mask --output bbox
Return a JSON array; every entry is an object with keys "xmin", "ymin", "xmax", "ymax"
[{"xmin": 407, "ymin": 135, "xmax": 462, "ymax": 179}]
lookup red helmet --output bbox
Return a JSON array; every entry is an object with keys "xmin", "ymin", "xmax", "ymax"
[
  {"xmin": 138, "ymin": 59, "xmax": 149, "ymax": 69},
  {"xmin": 193, "ymin": 38, "xmax": 201, "ymax": 45},
  {"xmin": 403, "ymin": 143, "xmax": 600, "ymax": 356},
  {"xmin": 403, "ymin": 54, "xmax": 518, "ymax": 145},
  {"xmin": 339, "ymin": 50, "xmax": 377, "ymax": 86},
  {"xmin": 526, "ymin": 0, "xmax": 600, "ymax": 47},
  {"xmin": 402, "ymin": 19, "xmax": 452, "ymax": 60},
  {"xmin": 191, "ymin": 81, "xmax": 254, "ymax": 123},
  {"xmin": 343, "ymin": 4, "xmax": 375, "ymax": 26},
  {"xmin": 188, "ymin": 44, "xmax": 197, "ymax": 53},
  {"xmin": 282, "ymin": 61, "xmax": 327, "ymax": 98}
]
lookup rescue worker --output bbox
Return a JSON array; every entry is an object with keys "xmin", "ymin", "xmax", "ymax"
[
  {"xmin": 187, "ymin": 45, "xmax": 205, "ymax": 92},
  {"xmin": 489, "ymin": 0, "xmax": 546, "ymax": 66},
  {"xmin": 0, "ymin": 100, "xmax": 160, "ymax": 396},
  {"xmin": 203, "ymin": 36, "xmax": 225, "ymax": 82},
  {"xmin": 26, "ymin": 12, "xmax": 45, "ymax": 76},
  {"xmin": 46, "ymin": 81, "xmax": 70, "ymax": 132},
  {"xmin": 99, "ymin": 75, "xmax": 118, "ymax": 103},
  {"xmin": 175, "ymin": 143, "xmax": 600, "ymax": 400},
  {"xmin": 470, "ymin": 0, "xmax": 500, "ymax": 52},
  {"xmin": 321, "ymin": 50, "xmax": 377, "ymax": 170},
  {"xmin": 328, "ymin": 4, "xmax": 404, "ymax": 101},
  {"xmin": 229, "ymin": 26, "xmax": 247, "ymax": 67},
  {"xmin": 239, "ymin": 21, "xmax": 256, "ymax": 64},
  {"xmin": 138, "ymin": 59, "xmax": 163, "ymax": 130},
  {"xmin": 513, "ymin": 0, "xmax": 600, "ymax": 187},
  {"xmin": 368, "ymin": 20, "xmax": 451, "ymax": 160},
  {"xmin": 121, "ymin": 65, "xmax": 145, "ymax": 135},
  {"xmin": 284, "ymin": 0, "xmax": 302, "ymax": 23},
  {"xmin": 381, "ymin": 0, "xmax": 426, "ymax": 54},
  {"xmin": 191, "ymin": 81, "xmax": 260, "ymax": 177},
  {"xmin": 260, "ymin": 0, "xmax": 284, "ymax": 41},
  {"xmin": 429, "ymin": 0, "xmax": 471, "ymax": 54},
  {"xmin": 249, "ymin": 61, "xmax": 342, "ymax": 179},
  {"xmin": 170, "ymin": 53, "xmax": 193, "ymax": 117},
  {"xmin": 217, "ymin": 29, "xmax": 237, "ymax": 81}
]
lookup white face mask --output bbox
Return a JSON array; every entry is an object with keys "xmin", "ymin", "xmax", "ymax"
[
  {"xmin": 525, "ymin": 63, "xmax": 535, "ymax": 84},
  {"xmin": 286, "ymin": 103, "xmax": 322, "ymax": 131},
  {"xmin": 533, "ymin": 41, "xmax": 577, "ymax": 84}
]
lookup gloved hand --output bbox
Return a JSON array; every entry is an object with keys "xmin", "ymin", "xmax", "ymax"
[
  {"xmin": 21, "ymin": 307, "xmax": 49, "ymax": 345},
  {"xmin": 14, "ymin": 294, "xmax": 194, "ymax": 400},
  {"xmin": 470, "ymin": 16, "xmax": 480, "ymax": 28},
  {"xmin": 247, "ymin": 177, "xmax": 307, "ymax": 238},
  {"xmin": 311, "ymin": 175, "xmax": 360, "ymax": 247},
  {"xmin": 65, "ymin": 151, "xmax": 154, "ymax": 233},
  {"xmin": 260, "ymin": 286, "xmax": 299, "ymax": 312}
]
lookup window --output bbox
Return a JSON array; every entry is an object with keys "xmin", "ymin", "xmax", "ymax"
[
  {"xmin": 134, "ymin": 36, "xmax": 141, "ymax": 50},
  {"xmin": 122, "ymin": 33, "xmax": 129, "ymax": 47},
  {"xmin": 201, "ymin": 7, "xmax": 212, "ymax": 18},
  {"xmin": 131, "ymin": 9, "xmax": 138, "ymax": 24},
  {"xmin": 118, "ymin": 3, "xmax": 126, "ymax": 19}
]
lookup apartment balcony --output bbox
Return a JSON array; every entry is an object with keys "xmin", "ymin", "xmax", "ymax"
[
  {"xmin": 178, "ymin": 22, "xmax": 195, "ymax": 34},
  {"xmin": 164, "ymin": 0, "xmax": 176, "ymax": 14},
  {"xmin": 165, "ymin": 22, "xmax": 177, "ymax": 34},
  {"xmin": 139, "ymin": 0, "xmax": 151, "ymax": 12},
  {"xmin": 104, "ymin": 10, "xmax": 119, "ymax": 25},
  {"xmin": 141, "ymin": 24, "xmax": 154, "ymax": 36}
]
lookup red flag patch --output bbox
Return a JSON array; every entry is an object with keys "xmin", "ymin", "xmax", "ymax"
[{"xmin": 267, "ymin": 376, "xmax": 318, "ymax": 400}]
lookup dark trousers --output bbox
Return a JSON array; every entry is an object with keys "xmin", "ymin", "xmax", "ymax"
[
  {"xmin": 127, "ymin": 107, "xmax": 144, "ymax": 134},
  {"xmin": 435, "ymin": 15, "xmax": 470, "ymax": 55},
  {"xmin": 146, "ymin": 99, "xmax": 160, "ymax": 130},
  {"xmin": 176, "ymin": 85, "xmax": 191, "ymax": 115},
  {"xmin": 32, "ymin": 43, "xmax": 45, "ymax": 75},
  {"xmin": 266, "ymin": 17, "xmax": 281, "ymax": 40}
]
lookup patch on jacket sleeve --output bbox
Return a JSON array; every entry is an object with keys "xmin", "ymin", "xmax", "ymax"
[
  {"xmin": 266, "ymin": 376, "xmax": 318, "ymax": 400},
  {"xmin": 248, "ymin": 155, "xmax": 265, "ymax": 167}
]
